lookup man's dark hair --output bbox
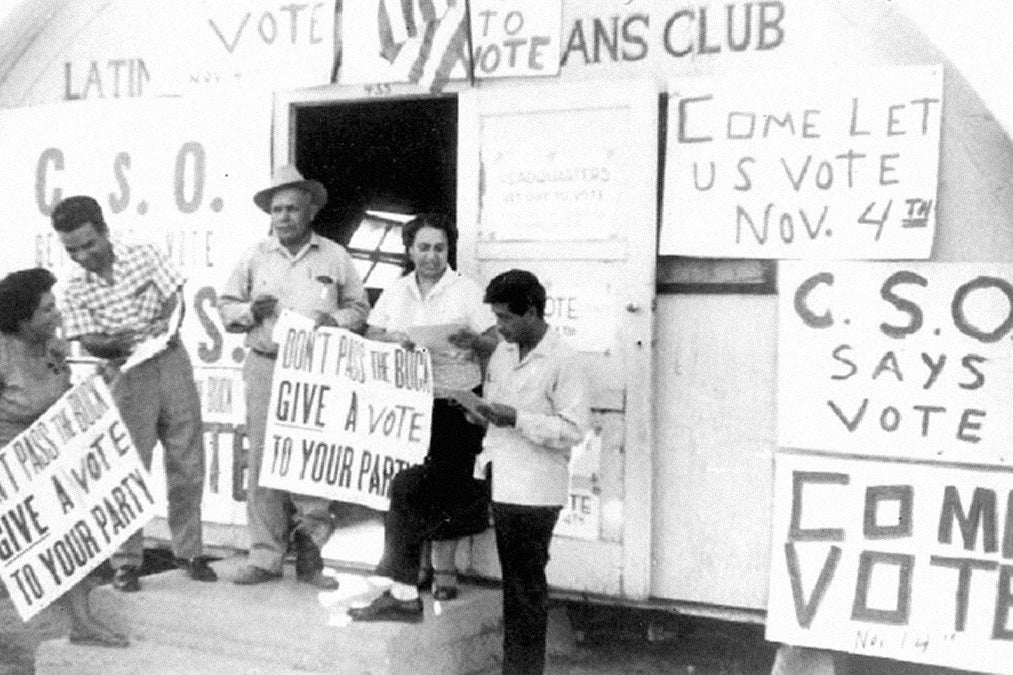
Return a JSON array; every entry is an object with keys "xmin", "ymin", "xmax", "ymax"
[
  {"xmin": 0, "ymin": 268, "xmax": 57, "ymax": 333},
  {"xmin": 400, "ymin": 213, "xmax": 458, "ymax": 275},
  {"xmin": 51, "ymin": 195, "xmax": 107, "ymax": 234},
  {"xmin": 483, "ymin": 269, "xmax": 546, "ymax": 318}
]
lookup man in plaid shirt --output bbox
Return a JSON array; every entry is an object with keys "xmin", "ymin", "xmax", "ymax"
[{"xmin": 51, "ymin": 195, "xmax": 217, "ymax": 591}]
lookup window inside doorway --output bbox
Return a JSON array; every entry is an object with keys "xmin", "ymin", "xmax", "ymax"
[{"xmin": 346, "ymin": 209, "xmax": 412, "ymax": 293}]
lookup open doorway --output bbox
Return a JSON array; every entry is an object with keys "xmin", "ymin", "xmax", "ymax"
[
  {"xmin": 290, "ymin": 94, "xmax": 459, "ymax": 569},
  {"xmin": 295, "ymin": 96, "xmax": 458, "ymax": 305}
]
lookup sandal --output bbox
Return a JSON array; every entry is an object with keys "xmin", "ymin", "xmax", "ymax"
[
  {"xmin": 433, "ymin": 585, "xmax": 458, "ymax": 601},
  {"xmin": 432, "ymin": 569, "xmax": 458, "ymax": 601}
]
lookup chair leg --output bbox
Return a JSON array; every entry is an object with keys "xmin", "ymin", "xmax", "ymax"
[{"xmin": 417, "ymin": 539, "xmax": 434, "ymax": 590}]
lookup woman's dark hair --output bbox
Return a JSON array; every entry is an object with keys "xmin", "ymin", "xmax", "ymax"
[
  {"xmin": 401, "ymin": 213, "xmax": 457, "ymax": 275},
  {"xmin": 483, "ymin": 269, "xmax": 546, "ymax": 319},
  {"xmin": 0, "ymin": 268, "xmax": 57, "ymax": 333}
]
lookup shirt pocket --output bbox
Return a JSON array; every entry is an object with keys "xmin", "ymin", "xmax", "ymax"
[{"xmin": 314, "ymin": 274, "xmax": 337, "ymax": 310}]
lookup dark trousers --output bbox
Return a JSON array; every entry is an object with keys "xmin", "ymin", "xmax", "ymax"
[
  {"xmin": 492, "ymin": 502, "xmax": 561, "ymax": 675},
  {"xmin": 375, "ymin": 399, "xmax": 488, "ymax": 586},
  {"xmin": 375, "ymin": 464, "xmax": 433, "ymax": 585}
]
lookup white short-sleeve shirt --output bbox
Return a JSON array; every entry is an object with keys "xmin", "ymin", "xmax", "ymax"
[{"xmin": 370, "ymin": 268, "xmax": 495, "ymax": 393}]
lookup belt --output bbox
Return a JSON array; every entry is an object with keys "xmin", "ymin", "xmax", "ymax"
[{"xmin": 251, "ymin": 348, "xmax": 277, "ymax": 360}]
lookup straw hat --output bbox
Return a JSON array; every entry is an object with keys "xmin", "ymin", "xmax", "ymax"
[{"xmin": 253, "ymin": 164, "xmax": 328, "ymax": 213}]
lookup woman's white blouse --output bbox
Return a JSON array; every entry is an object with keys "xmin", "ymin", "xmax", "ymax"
[{"xmin": 370, "ymin": 269, "xmax": 495, "ymax": 393}]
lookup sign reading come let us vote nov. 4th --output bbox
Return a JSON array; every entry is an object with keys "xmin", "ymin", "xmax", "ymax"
[
  {"xmin": 0, "ymin": 376, "xmax": 161, "ymax": 621},
  {"xmin": 260, "ymin": 312, "xmax": 433, "ymax": 511},
  {"xmin": 660, "ymin": 65, "xmax": 942, "ymax": 259}
]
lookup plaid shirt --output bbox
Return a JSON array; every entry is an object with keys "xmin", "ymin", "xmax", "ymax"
[{"xmin": 60, "ymin": 238, "xmax": 185, "ymax": 341}]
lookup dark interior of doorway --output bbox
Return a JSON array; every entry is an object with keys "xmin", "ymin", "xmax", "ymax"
[{"xmin": 294, "ymin": 96, "xmax": 458, "ymax": 297}]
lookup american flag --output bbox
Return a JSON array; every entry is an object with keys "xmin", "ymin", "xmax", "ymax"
[{"xmin": 377, "ymin": 0, "xmax": 470, "ymax": 93}]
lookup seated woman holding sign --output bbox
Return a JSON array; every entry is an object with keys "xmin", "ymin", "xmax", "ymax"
[
  {"xmin": 349, "ymin": 213, "xmax": 498, "ymax": 622},
  {"xmin": 0, "ymin": 268, "xmax": 127, "ymax": 648}
]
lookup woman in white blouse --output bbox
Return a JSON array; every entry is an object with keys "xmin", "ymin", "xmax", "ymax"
[{"xmin": 351, "ymin": 214, "xmax": 497, "ymax": 622}]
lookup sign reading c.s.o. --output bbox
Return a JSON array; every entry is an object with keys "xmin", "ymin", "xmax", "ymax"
[
  {"xmin": 778, "ymin": 261, "xmax": 1013, "ymax": 464},
  {"xmin": 0, "ymin": 95, "xmax": 272, "ymax": 371}
]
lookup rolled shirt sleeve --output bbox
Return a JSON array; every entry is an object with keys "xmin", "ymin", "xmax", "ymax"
[
  {"xmin": 217, "ymin": 247, "xmax": 257, "ymax": 333},
  {"xmin": 143, "ymin": 243, "xmax": 186, "ymax": 296},
  {"xmin": 514, "ymin": 353, "xmax": 591, "ymax": 451}
]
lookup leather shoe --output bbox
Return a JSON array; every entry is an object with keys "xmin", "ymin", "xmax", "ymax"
[
  {"xmin": 111, "ymin": 565, "xmax": 141, "ymax": 593},
  {"xmin": 433, "ymin": 585, "xmax": 458, "ymax": 601},
  {"xmin": 348, "ymin": 590, "xmax": 423, "ymax": 623},
  {"xmin": 297, "ymin": 569, "xmax": 339, "ymax": 591},
  {"xmin": 233, "ymin": 565, "xmax": 282, "ymax": 585},
  {"xmin": 293, "ymin": 528, "xmax": 321, "ymax": 580},
  {"xmin": 177, "ymin": 557, "xmax": 218, "ymax": 582}
]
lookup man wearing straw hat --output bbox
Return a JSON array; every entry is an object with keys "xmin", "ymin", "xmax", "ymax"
[{"xmin": 219, "ymin": 165, "xmax": 370, "ymax": 587}]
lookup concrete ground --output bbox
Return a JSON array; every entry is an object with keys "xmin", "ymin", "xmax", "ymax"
[
  {"xmin": 4, "ymin": 600, "xmax": 776, "ymax": 675},
  {"xmin": 0, "ymin": 549, "xmax": 778, "ymax": 675},
  {"xmin": 0, "ymin": 553, "xmax": 992, "ymax": 675}
]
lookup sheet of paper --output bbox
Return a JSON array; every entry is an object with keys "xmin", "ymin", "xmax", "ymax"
[
  {"xmin": 446, "ymin": 388, "xmax": 488, "ymax": 420},
  {"xmin": 406, "ymin": 323, "xmax": 468, "ymax": 353},
  {"xmin": 121, "ymin": 293, "xmax": 183, "ymax": 372}
]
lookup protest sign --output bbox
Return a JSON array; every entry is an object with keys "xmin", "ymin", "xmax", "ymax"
[
  {"xmin": 555, "ymin": 431, "xmax": 602, "ymax": 541},
  {"xmin": 0, "ymin": 376, "xmax": 161, "ymax": 621},
  {"xmin": 260, "ymin": 312, "xmax": 433, "ymax": 510},
  {"xmin": 778, "ymin": 262, "xmax": 1013, "ymax": 464},
  {"xmin": 542, "ymin": 278, "xmax": 617, "ymax": 353},
  {"xmin": 470, "ymin": 0, "xmax": 563, "ymax": 79},
  {"xmin": 480, "ymin": 146, "xmax": 619, "ymax": 242},
  {"xmin": 0, "ymin": 95, "xmax": 272, "ymax": 527},
  {"xmin": 660, "ymin": 65, "xmax": 942, "ymax": 259},
  {"xmin": 766, "ymin": 452, "xmax": 1013, "ymax": 672}
]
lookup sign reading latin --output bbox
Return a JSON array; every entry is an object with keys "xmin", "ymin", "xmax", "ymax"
[{"xmin": 660, "ymin": 65, "xmax": 942, "ymax": 259}]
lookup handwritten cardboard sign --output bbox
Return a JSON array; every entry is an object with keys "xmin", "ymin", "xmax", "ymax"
[
  {"xmin": 0, "ymin": 94, "xmax": 270, "ymax": 369},
  {"xmin": 0, "ymin": 376, "xmax": 161, "ymax": 620},
  {"xmin": 778, "ymin": 262, "xmax": 1013, "ymax": 463},
  {"xmin": 555, "ymin": 430, "xmax": 602, "ymax": 540},
  {"xmin": 767, "ymin": 452, "xmax": 1013, "ymax": 672},
  {"xmin": 660, "ymin": 65, "xmax": 942, "ymax": 259},
  {"xmin": 542, "ymin": 278, "xmax": 617, "ymax": 353},
  {"xmin": 470, "ymin": 0, "xmax": 562, "ymax": 79},
  {"xmin": 259, "ymin": 313, "xmax": 433, "ymax": 510}
]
